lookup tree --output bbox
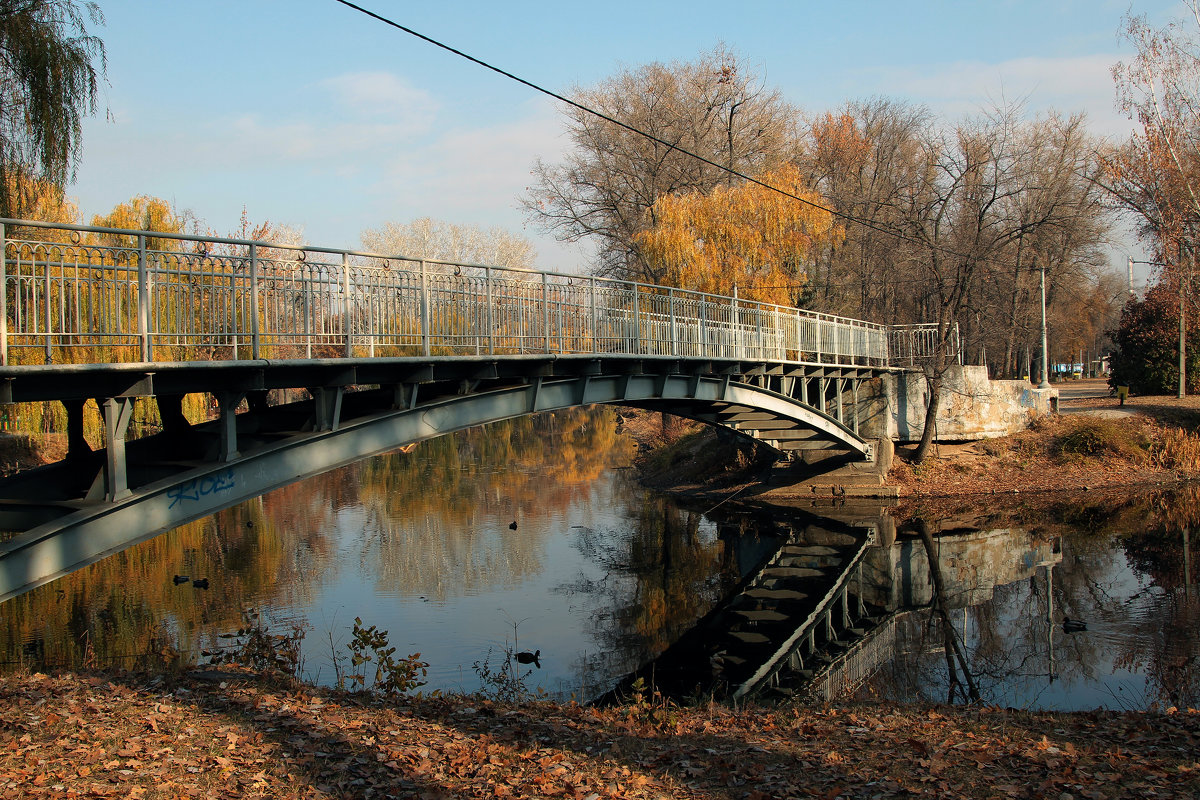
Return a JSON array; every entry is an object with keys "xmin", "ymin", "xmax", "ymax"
[
  {"xmin": 1110, "ymin": 283, "xmax": 1200, "ymax": 394},
  {"xmin": 90, "ymin": 195, "xmax": 184, "ymax": 251},
  {"xmin": 360, "ymin": 217, "xmax": 535, "ymax": 270},
  {"xmin": 797, "ymin": 99, "xmax": 933, "ymax": 320},
  {"xmin": 0, "ymin": 0, "xmax": 105, "ymax": 217},
  {"xmin": 633, "ymin": 163, "xmax": 842, "ymax": 305},
  {"xmin": 1106, "ymin": 2, "xmax": 1200, "ymax": 396},
  {"xmin": 0, "ymin": 171, "xmax": 77, "ymax": 239},
  {"xmin": 524, "ymin": 45, "xmax": 795, "ymax": 283},
  {"xmin": 879, "ymin": 105, "xmax": 1109, "ymax": 462}
]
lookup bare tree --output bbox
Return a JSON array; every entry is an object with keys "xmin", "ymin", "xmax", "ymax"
[
  {"xmin": 523, "ymin": 45, "xmax": 795, "ymax": 283},
  {"xmin": 360, "ymin": 218, "xmax": 536, "ymax": 270},
  {"xmin": 881, "ymin": 106, "xmax": 1110, "ymax": 462},
  {"xmin": 797, "ymin": 98, "xmax": 931, "ymax": 320},
  {"xmin": 1106, "ymin": 2, "xmax": 1200, "ymax": 395}
]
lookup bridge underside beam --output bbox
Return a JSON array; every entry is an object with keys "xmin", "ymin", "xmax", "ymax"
[{"xmin": 0, "ymin": 355, "xmax": 890, "ymax": 405}]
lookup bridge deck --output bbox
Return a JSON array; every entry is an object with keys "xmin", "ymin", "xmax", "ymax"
[{"xmin": 0, "ymin": 217, "xmax": 945, "ymax": 372}]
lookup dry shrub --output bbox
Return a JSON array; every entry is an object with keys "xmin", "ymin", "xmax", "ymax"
[
  {"xmin": 980, "ymin": 439, "xmax": 1006, "ymax": 457},
  {"xmin": 1052, "ymin": 418, "xmax": 1146, "ymax": 462},
  {"xmin": 1151, "ymin": 427, "xmax": 1200, "ymax": 472}
]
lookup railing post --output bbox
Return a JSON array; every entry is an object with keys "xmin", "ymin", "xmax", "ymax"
[
  {"xmin": 419, "ymin": 259, "xmax": 430, "ymax": 357},
  {"xmin": 485, "ymin": 266, "xmax": 495, "ymax": 355},
  {"xmin": 343, "ymin": 253, "xmax": 353, "ymax": 358},
  {"xmin": 731, "ymin": 284, "xmax": 739, "ymax": 359},
  {"xmin": 542, "ymin": 272, "xmax": 551, "ymax": 353},
  {"xmin": 669, "ymin": 288, "xmax": 678, "ymax": 357},
  {"xmin": 632, "ymin": 282, "xmax": 642, "ymax": 354},
  {"xmin": 303, "ymin": 261, "xmax": 312, "ymax": 360},
  {"xmin": 699, "ymin": 294, "xmax": 708, "ymax": 358},
  {"xmin": 0, "ymin": 221, "xmax": 7, "ymax": 367},
  {"xmin": 249, "ymin": 243, "xmax": 261, "ymax": 359},
  {"xmin": 589, "ymin": 276, "xmax": 599, "ymax": 353},
  {"xmin": 42, "ymin": 249, "xmax": 51, "ymax": 364},
  {"xmin": 367, "ymin": 285, "xmax": 376, "ymax": 358},
  {"xmin": 137, "ymin": 234, "xmax": 152, "ymax": 362}
]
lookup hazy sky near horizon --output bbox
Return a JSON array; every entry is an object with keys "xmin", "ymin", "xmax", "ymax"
[{"xmin": 71, "ymin": 0, "xmax": 1181, "ymax": 271}]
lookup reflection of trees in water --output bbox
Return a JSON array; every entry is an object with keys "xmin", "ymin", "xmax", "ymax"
[
  {"xmin": 1115, "ymin": 506, "xmax": 1199, "ymax": 709},
  {"xmin": 0, "ymin": 495, "xmax": 324, "ymax": 671},
  {"xmin": 860, "ymin": 495, "xmax": 1200, "ymax": 709},
  {"xmin": 351, "ymin": 407, "xmax": 635, "ymax": 600},
  {"xmin": 0, "ymin": 406, "xmax": 634, "ymax": 668},
  {"xmin": 560, "ymin": 497, "xmax": 738, "ymax": 686}
]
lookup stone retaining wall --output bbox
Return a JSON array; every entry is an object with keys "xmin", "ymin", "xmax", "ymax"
[{"xmin": 859, "ymin": 365, "xmax": 1057, "ymax": 442}]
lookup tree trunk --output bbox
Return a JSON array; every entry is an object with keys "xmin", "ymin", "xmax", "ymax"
[
  {"xmin": 916, "ymin": 520, "xmax": 980, "ymax": 702},
  {"xmin": 911, "ymin": 370, "xmax": 941, "ymax": 463}
]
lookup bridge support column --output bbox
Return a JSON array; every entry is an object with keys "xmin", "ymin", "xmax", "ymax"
[
  {"xmin": 312, "ymin": 386, "xmax": 344, "ymax": 432},
  {"xmin": 101, "ymin": 397, "xmax": 134, "ymax": 502},
  {"xmin": 157, "ymin": 394, "xmax": 190, "ymax": 435},
  {"xmin": 393, "ymin": 383, "xmax": 419, "ymax": 411},
  {"xmin": 63, "ymin": 398, "xmax": 90, "ymax": 464},
  {"xmin": 217, "ymin": 392, "xmax": 244, "ymax": 462},
  {"xmin": 851, "ymin": 381, "xmax": 860, "ymax": 435}
]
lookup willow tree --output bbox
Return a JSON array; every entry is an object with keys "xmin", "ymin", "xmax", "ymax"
[
  {"xmin": 0, "ymin": 0, "xmax": 105, "ymax": 218},
  {"xmin": 634, "ymin": 164, "xmax": 842, "ymax": 306},
  {"xmin": 90, "ymin": 194, "xmax": 184, "ymax": 250}
]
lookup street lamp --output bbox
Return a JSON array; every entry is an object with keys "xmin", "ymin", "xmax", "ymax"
[{"xmin": 1039, "ymin": 261, "xmax": 1051, "ymax": 389}]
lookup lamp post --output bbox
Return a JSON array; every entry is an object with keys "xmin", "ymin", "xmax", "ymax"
[{"xmin": 1039, "ymin": 261, "xmax": 1051, "ymax": 389}]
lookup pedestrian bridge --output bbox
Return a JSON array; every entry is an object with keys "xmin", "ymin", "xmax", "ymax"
[{"xmin": 0, "ymin": 218, "xmax": 945, "ymax": 603}]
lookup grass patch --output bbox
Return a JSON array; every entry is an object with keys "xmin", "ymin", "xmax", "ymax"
[{"xmin": 1052, "ymin": 418, "xmax": 1147, "ymax": 462}]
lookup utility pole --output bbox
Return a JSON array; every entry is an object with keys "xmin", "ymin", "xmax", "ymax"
[
  {"xmin": 1181, "ymin": 240, "xmax": 1187, "ymax": 400},
  {"xmin": 1039, "ymin": 260, "xmax": 1051, "ymax": 389}
]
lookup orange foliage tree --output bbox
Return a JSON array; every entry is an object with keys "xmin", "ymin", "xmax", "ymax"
[{"xmin": 633, "ymin": 164, "xmax": 842, "ymax": 306}]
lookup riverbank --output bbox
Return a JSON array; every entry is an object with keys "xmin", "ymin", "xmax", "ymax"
[
  {"xmin": 623, "ymin": 382, "xmax": 1200, "ymax": 508},
  {"xmin": 2, "ymin": 669, "xmax": 1197, "ymax": 799}
]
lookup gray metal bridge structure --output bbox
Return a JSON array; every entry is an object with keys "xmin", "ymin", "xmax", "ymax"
[{"xmin": 0, "ymin": 218, "xmax": 944, "ymax": 604}]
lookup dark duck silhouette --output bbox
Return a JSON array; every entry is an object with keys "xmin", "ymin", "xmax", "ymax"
[
  {"xmin": 515, "ymin": 649, "xmax": 540, "ymax": 668},
  {"xmin": 192, "ymin": 578, "xmax": 210, "ymax": 589},
  {"xmin": 509, "ymin": 520, "xmax": 518, "ymax": 530},
  {"xmin": 173, "ymin": 575, "xmax": 190, "ymax": 585},
  {"xmin": 1062, "ymin": 616, "xmax": 1087, "ymax": 633}
]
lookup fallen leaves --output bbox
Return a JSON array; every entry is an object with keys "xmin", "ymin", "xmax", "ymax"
[{"xmin": 0, "ymin": 669, "xmax": 1198, "ymax": 799}]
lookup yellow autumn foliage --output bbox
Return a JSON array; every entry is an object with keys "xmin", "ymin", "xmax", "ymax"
[
  {"xmin": 0, "ymin": 173, "xmax": 80, "ymax": 240},
  {"xmin": 635, "ymin": 164, "xmax": 843, "ymax": 306}
]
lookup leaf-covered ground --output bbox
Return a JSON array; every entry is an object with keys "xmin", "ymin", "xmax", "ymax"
[
  {"xmin": 2, "ymin": 670, "xmax": 1197, "ymax": 799},
  {"xmin": 886, "ymin": 388, "xmax": 1200, "ymax": 501}
]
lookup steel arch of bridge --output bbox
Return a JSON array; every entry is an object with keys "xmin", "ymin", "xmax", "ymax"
[{"xmin": 0, "ymin": 354, "xmax": 877, "ymax": 603}]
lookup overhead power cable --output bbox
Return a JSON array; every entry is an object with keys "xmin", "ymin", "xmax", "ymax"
[
  {"xmin": 334, "ymin": 2, "xmax": 1109, "ymax": 280},
  {"xmin": 332, "ymin": 0, "xmax": 928, "ymax": 249}
]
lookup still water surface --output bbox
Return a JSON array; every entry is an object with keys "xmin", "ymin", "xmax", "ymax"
[{"xmin": 1, "ymin": 408, "xmax": 1197, "ymax": 710}]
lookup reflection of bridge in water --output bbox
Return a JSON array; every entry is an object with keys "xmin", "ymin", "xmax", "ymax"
[
  {"xmin": 0, "ymin": 218, "xmax": 946, "ymax": 603},
  {"xmin": 599, "ymin": 505, "xmax": 1062, "ymax": 703}
]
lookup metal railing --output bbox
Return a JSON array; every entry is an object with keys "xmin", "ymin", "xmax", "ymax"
[
  {"xmin": 0, "ymin": 218, "xmax": 942, "ymax": 369},
  {"xmin": 888, "ymin": 323, "xmax": 962, "ymax": 367}
]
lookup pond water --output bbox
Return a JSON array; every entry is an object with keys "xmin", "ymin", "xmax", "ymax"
[{"xmin": 1, "ymin": 408, "xmax": 1197, "ymax": 710}]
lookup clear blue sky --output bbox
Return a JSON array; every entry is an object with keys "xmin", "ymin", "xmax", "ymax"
[{"xmin": 70, "ymin": 0, "xmax": 1180, "ymax": 271}]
